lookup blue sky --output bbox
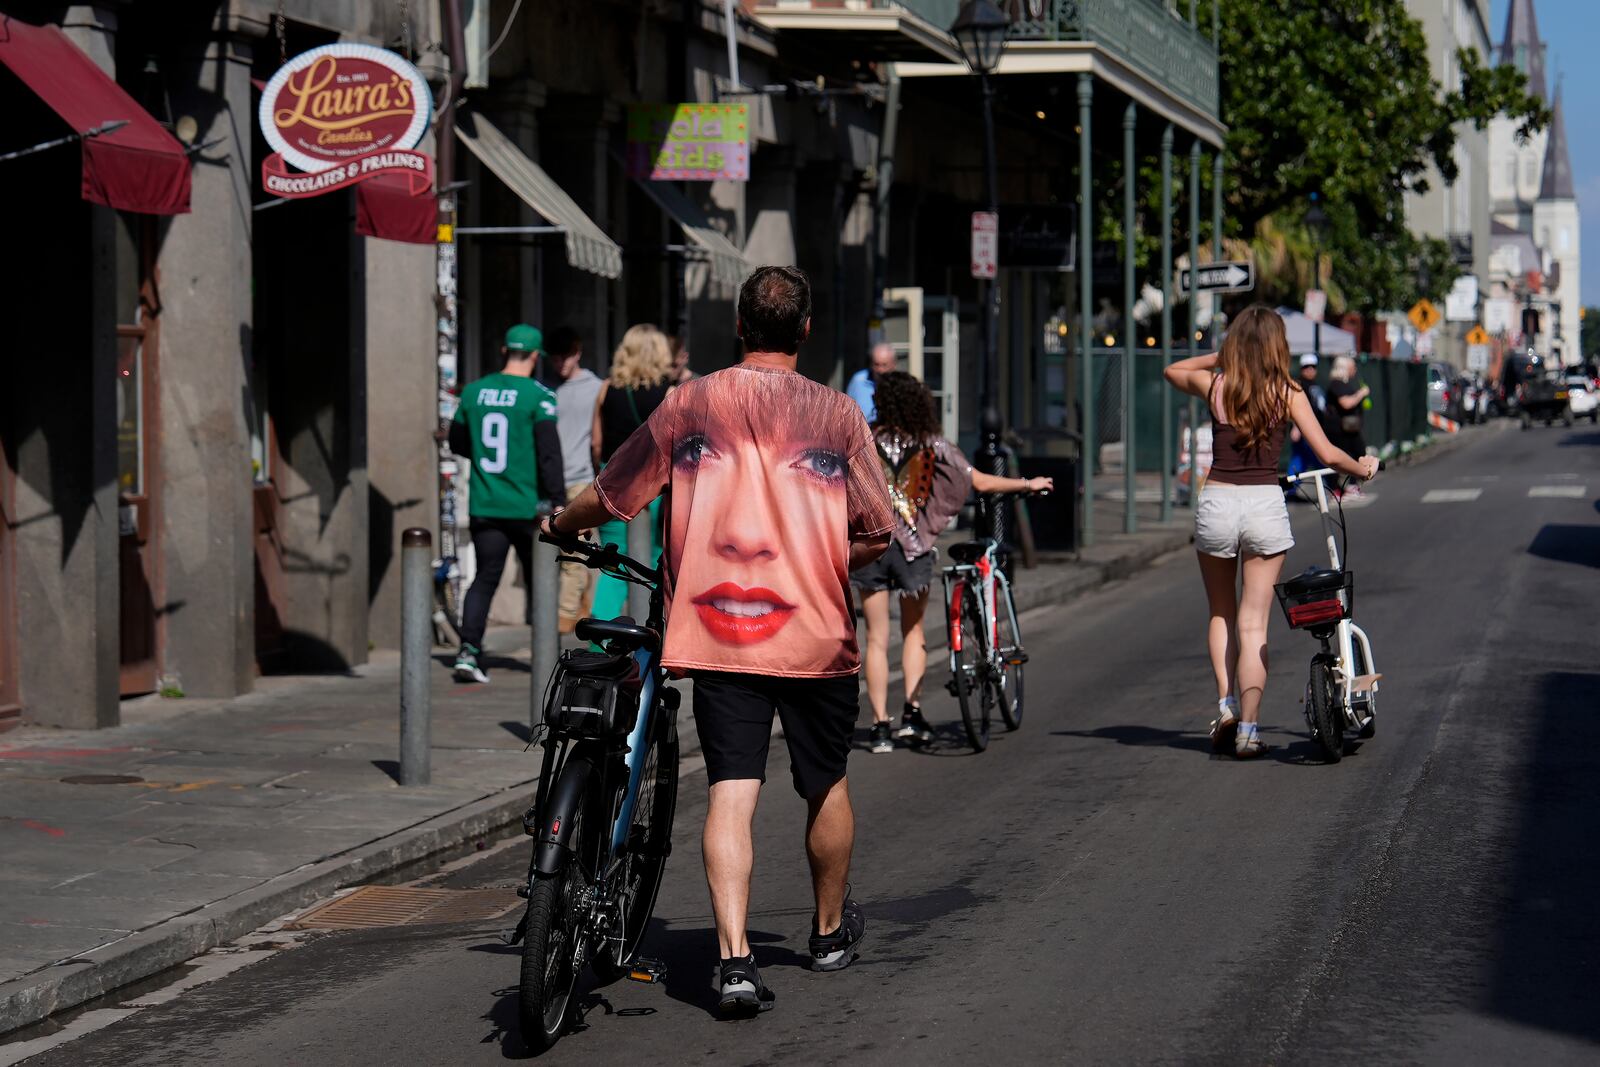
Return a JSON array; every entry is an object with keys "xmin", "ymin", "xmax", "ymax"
[{"xmin": 1488, "ymin": 0, "xmax": 1597, "ymax": 303}]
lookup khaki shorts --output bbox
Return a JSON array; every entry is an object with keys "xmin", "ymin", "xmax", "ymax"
[{"xmin": 1194, "ymin": 482, "xmax": 1294, "ymax": 558}]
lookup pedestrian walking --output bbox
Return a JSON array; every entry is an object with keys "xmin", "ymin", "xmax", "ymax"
[
  {"xmin": 1285, "ymin": 353, "xmax": 1330, "ymax": 487},
  {"xmin": 544, "ymin": 326, "xmax": 604, "ymax": 633},
  {"xmin": 845, "ymin": 342, "xmax": 896, "ymax": 422},
  {"xmin": 1327, "ymin": 356, "xmax": 1372, "ymax": 496},
  {"xmin": 545, "ymin": 265, "xmax": 894, "ymax": 1014},
  {"xmin": 589, "ymin": 324, "xmax": 676, "ymax": 622},
  {"xmin": 855, "ymin": 371, "xmax": 1051, "ymax": 752},
  {"xmin": 669, "ymin": 333, "xmax": 697, "ymax": 384},
  {"xmin": 447, "ymin": 324, "xmax": 567, "ymax": 683},
  {"xmin": 1163, "ymin": 306, "xmax": 1376, "ymax": 758}
]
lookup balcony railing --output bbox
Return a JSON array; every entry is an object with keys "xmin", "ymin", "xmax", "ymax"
[{"xmin": 890, "ymin": 0, "xmax": 1221, "ymax": 118}]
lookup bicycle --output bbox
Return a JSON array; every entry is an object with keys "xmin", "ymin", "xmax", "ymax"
[
  {"xmin": 1278, "ymin": 467, "xmax": 1381, "ymax": 763},
  {"xmin": 941, "ymin": 503, "xmax": 1036, "ymax": 752},
  {"xmin": 508, "ymin": 532, "xmax": 680, "ymax": 1051}
]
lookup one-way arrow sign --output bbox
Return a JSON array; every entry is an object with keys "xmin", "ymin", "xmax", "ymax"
[{"xmin": 1180, "ymin": 261, "xmax": 1254, "ymax": 294}]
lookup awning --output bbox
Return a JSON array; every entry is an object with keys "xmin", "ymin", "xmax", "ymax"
[
  {"xmin": 750, "ymin": 4, "xmax": 962, "ymax": 64},
  {"xmin": 0, "ymin": 17, "xmax": 191, "ymax": 215},
  {"xmin": 628, "ymin": 174, "xmax": 751, "ymax": 289},
  {"xmin": 356, "ymin": 175, "xmax": 437, "ymax": 245},
  {"xmin": 454, "ymin": 109, "xmax": 622, "ymax": 279}
]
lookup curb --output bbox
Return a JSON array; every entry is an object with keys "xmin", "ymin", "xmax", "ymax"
[{"xmin": 0, "ymin": 780, "xmax": 541, "ymax": 1036}]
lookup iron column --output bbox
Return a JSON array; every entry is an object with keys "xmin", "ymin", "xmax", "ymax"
[
  {"xmin": 1078, "ymin": 73, "xmax": 1095, "ymax": 546},
  {"xmin": 1160, "ymin": 125, "xmax": 1174, "ymax": 523},
  {"xmin": 1122, "ymin": 103, "xmax": 1137, "ymax": 534},
  {"xmin": 1188, "ymin": 140, "xmax": 1201, "ymax": 504}
]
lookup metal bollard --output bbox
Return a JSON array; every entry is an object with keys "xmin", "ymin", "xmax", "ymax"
[
  {"xmin": 626, "ymin": 511, "xmax": 652, "ymax": 623},
  {"xmin": 530, "ymin": 520, "xmax": 561, "ymax": 734},
  {"xmin": 400, "ymin": 527, "xmax": 433, "ymax": 786}
]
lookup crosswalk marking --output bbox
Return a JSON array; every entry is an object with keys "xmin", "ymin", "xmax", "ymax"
[
  {"xmin": 1421, "ymin": 488, "xmax": 1483, "ymax": 503},
  {"xmin": 1528, "ymin": 485, "xmax": 1586, "ymax": 498}
]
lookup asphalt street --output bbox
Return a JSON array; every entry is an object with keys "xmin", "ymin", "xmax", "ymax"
[{"xmin": 11, "ymin": 423, "xmax": 1599, "ymax": 1065}]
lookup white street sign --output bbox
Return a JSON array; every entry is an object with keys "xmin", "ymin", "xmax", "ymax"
[
  {"xmin": 1483, "ymin": 297, "xmax": 1515, "ymax": 335},
  {"xmin": 1180, "ymin": 260, "xmax": 1254, "ymax": 294},
  {"xmin": 1467, "ymin": 344, "xmax": 1490, "ymax": 371},
  {"xmin": 970, "ymin": 211, "xmax": 998, "ymax": 279},
  {"xmin": 1445, "ymin": 274, "xmax": 1478, "ymax": 322},
  {"xmin": 1304, "ymin": 288, "xmax": 1327, "ymax": 324}
]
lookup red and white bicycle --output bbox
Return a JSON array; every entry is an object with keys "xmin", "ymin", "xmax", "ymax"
[{"xmin": 942, "ymin": 536, "xmax": 1027, "ymax": 752}]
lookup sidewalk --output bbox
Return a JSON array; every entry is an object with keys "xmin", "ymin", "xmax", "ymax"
[{"xmin": 0, "ymin": 424, "xmax": 1483, "ymax": 1035}]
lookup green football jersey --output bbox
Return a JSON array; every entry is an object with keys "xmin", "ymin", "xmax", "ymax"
[{"xmin": 453, "ymin": 372, "xmax": 558, "ymax": 519}]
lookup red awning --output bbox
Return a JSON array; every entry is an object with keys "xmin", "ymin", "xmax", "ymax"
[
  {"xmin": 356, "ymin": 175, "xmax": 437, "ymax": 245},
  {"xmin": 0, "ymin": 17, "xmax": 190, "ymax": 215}
]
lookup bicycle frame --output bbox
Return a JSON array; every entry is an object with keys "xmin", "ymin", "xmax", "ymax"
[
  {"xmin": 1285, "ymin": 469, "xmax": 1378, "ymax": 728},
  {"xmin": 942, "ymin": 542, "xmax": 1021, "ymax": 675}
]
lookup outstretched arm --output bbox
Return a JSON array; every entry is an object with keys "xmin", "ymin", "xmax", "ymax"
[
  {"xmin": 1163, "ymin": 352, "xmax": 1219, "ymax": 398},
  {"xmin": 1289, "ymin": 389, "xmax": 1377, "ymax": 479}
]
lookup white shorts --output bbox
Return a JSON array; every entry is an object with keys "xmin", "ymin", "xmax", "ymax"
[{"xmin": 1194, "ymin": 482, "xmax": 1294, "ymax": 559}]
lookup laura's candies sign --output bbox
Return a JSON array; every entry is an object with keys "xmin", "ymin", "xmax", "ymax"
[
  {"xmin": 626, "ymin": 103, "xmax": 749, "ymax": 182},
  {"xmin": 258, "ymin": 44, "xmax": 433, "ymax": 199}
]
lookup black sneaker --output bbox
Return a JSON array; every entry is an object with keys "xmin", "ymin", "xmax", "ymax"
[
  {"xmin": 894, "ymin": 705, "xmax": 934, "ymax": 743},
  {"xmin": 809, "ymin": 894, "xmax": 865, "ymax": 972},
  {"xmin": 869, "ymin": 721, "xmax": 893, "ymax": 753},
  {"xmin": 718, "ymin": 954, "xmax": 775, "ymax": 1015}
]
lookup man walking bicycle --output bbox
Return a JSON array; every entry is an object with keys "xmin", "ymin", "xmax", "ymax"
[
  {"xmin": 449, "ymin": 324, "xmax": 567, "ymax": 683},
  {"xmin": 544, "ymin": 266, "xmax": 894, "ymax": 1015}
]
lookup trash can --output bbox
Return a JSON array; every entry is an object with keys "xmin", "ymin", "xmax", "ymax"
[{"xmin": 1016, "ymin": 455, "xmax": 1078, "ymax": 553}]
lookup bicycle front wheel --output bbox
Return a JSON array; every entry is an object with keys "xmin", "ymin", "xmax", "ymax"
[
  {"xmin": 993, "ymin": 582, "xmax": 1025, "ymax": 731},
  {"xmin": 952, "ymin": 584, "xmax": 991, "ymax": 752},
  {"xmin": 593, "ymin": 722, "xmax": 679, "ymax": 982}
]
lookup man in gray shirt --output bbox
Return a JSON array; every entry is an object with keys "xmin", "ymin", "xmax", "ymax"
[{"xmin": 543, "ymin": 326, "xmax": 605, "ymax": 631}]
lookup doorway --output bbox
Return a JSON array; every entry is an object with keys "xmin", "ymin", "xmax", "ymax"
[
  {"xmin": 116, "ymin": 217, "xmax": 162, "ymax": 696},
  {"xmin": 0, "ymin": 427, "xmax": 16, "ymax": 725}
]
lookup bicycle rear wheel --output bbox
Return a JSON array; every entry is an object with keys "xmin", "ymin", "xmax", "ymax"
[
  {"xmin": 519, "ymin": 784, "xmax": 589, "ymax": 1052},
  {"xmin": 1308, "ymin": 657, "xmax": 1344, "ymax": 763},
  {"xmin": 993, "ymin": 582, "xmax": 1025, "ymax": 731},
  {"xmin": 593, "ymin": 719, "xmax": 679, "ymax": 982},
  {"xmin": 433, "ymin": 559, "xmax": 464, "ymax": 646},
  {"xmin": 952, "ymin": 584, "xmax": 991, "ymax": 752}
]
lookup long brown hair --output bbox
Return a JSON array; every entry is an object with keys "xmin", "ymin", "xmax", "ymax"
[{"xmin": 1215, "ymin": 305, "xmax": 1299, "ymax": 451}]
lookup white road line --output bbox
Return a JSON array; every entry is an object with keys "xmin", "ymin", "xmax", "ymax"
[
  {"xmin": 1528, "ymin": 485, "xmax": 1586, "ymax": 498},
  {"xmin": 1421, "ymin": 488, "xmax": 1483, "ymax": 503}
]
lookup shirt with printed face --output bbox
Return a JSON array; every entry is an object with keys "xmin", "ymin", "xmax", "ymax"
[
  {"xmin": 453, "ymin": 372, "xmax": 559, "ymax": 519},
  {"xmin": 594, "ymin": 358, "xmax": 895, "ymax": 678}
]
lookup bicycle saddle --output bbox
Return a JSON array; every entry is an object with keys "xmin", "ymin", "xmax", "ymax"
[
  {"xmin": 946, "ymin": 540, "xmax": 992, "ymax": 564},
  {"xmin": 1280, "ymin": 566, "xmax": 1345, "ymax": 597},
  {"xmin": 576, "ymin": 616, "xmax": 660, "ymax": 652}
]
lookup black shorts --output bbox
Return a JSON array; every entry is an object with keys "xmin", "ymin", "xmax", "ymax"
[
  {"xmin": 851, "ymin": 542, "xmax": 935, "ymax": 596},
  {"xmin": 689, "ymin": 672, "xmax": 860, "ymax": 798}
]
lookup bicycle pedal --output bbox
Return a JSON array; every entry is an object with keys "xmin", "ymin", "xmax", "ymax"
[{"xmin": 626, "ymin": 957, "xmax": 666, "ymax": 983}]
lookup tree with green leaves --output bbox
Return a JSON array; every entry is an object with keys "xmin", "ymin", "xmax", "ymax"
[
  {"xmin": 1099, "ymin": 0, "xmax": 1549, "ymax": 322},
  {"xmin": 1217, "ymin": 0, "xmax": 1548, "ymax": 315}
]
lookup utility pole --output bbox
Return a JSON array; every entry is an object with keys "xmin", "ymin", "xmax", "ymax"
[{"xmin": 435, "ymin": 0, "xmax": 468, "ymax": 621}]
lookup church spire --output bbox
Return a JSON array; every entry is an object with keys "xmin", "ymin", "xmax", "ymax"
[
  {"xmin": 1539, "ymin": 87, "xmax": 1573, "ymax": 200},
  {"xmin": 1499, "ymin": 0, "xmax": 1548, "ymax": 101}
]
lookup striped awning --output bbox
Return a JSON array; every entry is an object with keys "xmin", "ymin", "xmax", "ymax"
[
  {"xmin": 629, "ymin": 174, "xmax": 751, "ymax": 289},
  {"xmin": 455, "ymin": 109, "xmax": 622, "ymax": 279}
]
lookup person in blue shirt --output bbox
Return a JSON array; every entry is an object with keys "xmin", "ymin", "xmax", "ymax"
[
  {"xmin": 1285, "ymin": 353, "xmax": 1330, "ymax": 490},
  {"xmin": 845, "ymin": 343, "xmax": 896, "ymax": 422}
]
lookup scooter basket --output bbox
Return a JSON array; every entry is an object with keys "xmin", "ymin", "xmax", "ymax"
[
  {"xmin": 544, "ymin": 649, "xmax": 643, "ymax": 739},
  {"xmin": 1274, "ymin": 567, "xmax": 1353, "ymax": 631}
]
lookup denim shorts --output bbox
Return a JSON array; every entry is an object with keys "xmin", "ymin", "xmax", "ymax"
[{"xmin": 1194, "ymin": 482, "xmax": 1294, "ymax": 558}]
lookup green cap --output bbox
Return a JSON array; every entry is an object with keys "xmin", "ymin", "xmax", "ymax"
[{"xmin": 504, "ymin": 323, "xmax": 542, "ymax": 354}]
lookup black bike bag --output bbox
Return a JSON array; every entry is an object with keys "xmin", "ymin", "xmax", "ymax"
[{"xmin": 545, "ymin": 649, "xmax": 643, "ymax": 739}]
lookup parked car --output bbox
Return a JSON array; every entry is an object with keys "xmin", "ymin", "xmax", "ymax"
[{"xmin": 1564, "ymin": 375, "xmax": 1599, "ymax": 423}]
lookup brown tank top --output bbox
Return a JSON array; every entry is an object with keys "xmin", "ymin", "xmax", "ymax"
[{"xmin": 1207, "ymin": 375, "xmax": 1288, "ymax": 486}]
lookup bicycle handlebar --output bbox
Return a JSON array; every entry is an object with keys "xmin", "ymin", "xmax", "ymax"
[{"xmin": 538, "ymin": 531, "xmax": 661, "ymax": 585}]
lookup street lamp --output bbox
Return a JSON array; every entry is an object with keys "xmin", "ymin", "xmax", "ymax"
[
  {"xmin": 950, "ymin": 0, "xmax": 1007, "ymax": 433},
  {"xmin": 1305, "ymin": 193, "xmax": 1329, "ymax": 359}
]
